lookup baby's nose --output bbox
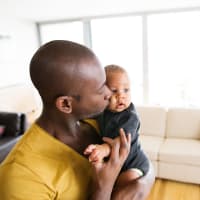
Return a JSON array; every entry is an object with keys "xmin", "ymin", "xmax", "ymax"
[{"xmin": 117, "ymin": 91, "xmax": 126, "ymax": 98}]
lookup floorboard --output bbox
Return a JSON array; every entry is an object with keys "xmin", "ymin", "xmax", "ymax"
[{"xmin": 147, "ymin": 178, "xmax": 200, "ymax": 200}]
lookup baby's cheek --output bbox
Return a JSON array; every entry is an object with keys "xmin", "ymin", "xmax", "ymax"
[
  {"xmin": 110, "ymin": 96, "xmax": 117, "ymax": 105},
  {"xmin": 108, "ymin": 96, "xmax": 116, "ymax": 110}
]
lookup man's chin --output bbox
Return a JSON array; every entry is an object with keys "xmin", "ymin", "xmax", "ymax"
[{"xmin": 87, "ymin": 110, "xmax": 104, "ymax": 118}]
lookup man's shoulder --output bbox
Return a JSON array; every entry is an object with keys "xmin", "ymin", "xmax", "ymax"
[
  {"xmin": 80, "ymin": 120, "xmax": 102, "ymax": 144},
  {"xmin": 82, "ymin": 119, "xmax": 100, "ymax": 134}
]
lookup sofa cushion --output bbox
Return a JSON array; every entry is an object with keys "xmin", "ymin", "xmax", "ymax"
[
  {"xmin": 159, "ymin": 138, "xmax": 200, "ymax": 166},
  {"xmin": 136, "ymin": 106, "xmax": 167, "ymax": 137},
  {"xmin": 139, "ymin": 135, "xmax": 164, "ymax": 161},
  {"xmin": 159, "ymin": 162, "xmax": 200, "ymax": 184},
  {"xmin": 166, "ymin": 108, "xmax": 200, "ymax": 139}
]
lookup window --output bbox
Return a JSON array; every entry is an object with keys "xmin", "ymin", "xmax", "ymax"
[
  {"xmin": 38, "ymin": 10, "xmax": 200, "ymax": 108},
  {"xmin": 39, "ymin": 21, "xmax": 84, "ymax": 45},
  {"xmin": 148, "ymin": 11, "xmax": 200, "ymax": 107},
  {"xmin": 91, "ymin": 16, "xmax": 143, "ymax": 104}
]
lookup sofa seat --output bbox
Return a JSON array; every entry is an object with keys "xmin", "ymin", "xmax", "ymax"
[
  {"xmin": 158, "ymin": 138, "xmax": 200, "ymax": 184},
  {"xmin": 159, "ymin": 162, "xmax": 200, "ymax": 184},
  {"xmin": 139, "ymin": 135, "xmax": 164, "ymax": 176},
  {"xmin": 140, "ymin": 135, "xmax": 164, "ymax": 161},
  {"xmin": 159, "ymin": 138, "xmax": 200, "ymax": 166}
]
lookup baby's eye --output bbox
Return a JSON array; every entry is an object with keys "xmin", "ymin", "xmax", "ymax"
[
  {"xmin": 111, "ymin": 89, "xmax": 117, "ymax": 93},
  {"xmin": 124, "ymin": 88, "xmax": 129, "ymax": 93}
]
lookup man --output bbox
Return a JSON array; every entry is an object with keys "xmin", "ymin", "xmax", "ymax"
[{"xmin": 0, "ymin": 40, "xmax": 155, "ymax": 199}]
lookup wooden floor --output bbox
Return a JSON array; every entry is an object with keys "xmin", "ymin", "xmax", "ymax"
[{"xmin": 147, "ymin": 178, "xmax": 200, "ymax": 200}]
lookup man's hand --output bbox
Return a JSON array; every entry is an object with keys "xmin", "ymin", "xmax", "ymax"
[{"xmin": 89, "ymin": 128, "xmax": 131, "ymax": 200}]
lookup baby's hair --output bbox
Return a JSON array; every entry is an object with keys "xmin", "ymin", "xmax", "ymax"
[{"xmin": 105, "ymin": 64, "xmax": 127, "ymax": 75}]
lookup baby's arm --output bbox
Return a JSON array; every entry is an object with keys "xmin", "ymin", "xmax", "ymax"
[
  {"xmin": 84, "ymin": 143, "xmax": 111, "ymax": 162},
  {"xmin": 84, "ymin": 137, "xmax": 143, "ymax": 182},
  {"xmin": 84, "ymin": 137, "xmax": 131, "ymax": 163}
]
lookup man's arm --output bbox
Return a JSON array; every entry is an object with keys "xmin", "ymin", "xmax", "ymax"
[{"xmin": 111, "ymin": 161, "xmax": 155, "ymax": 200}]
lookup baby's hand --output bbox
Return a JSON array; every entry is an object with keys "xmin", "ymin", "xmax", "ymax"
[
  {"xmin": 84, "ymin": 144, "xmax": 110, "ymax": 163},
  {"xmin": 84, "ymin": 144, "xmax": 97, "ymax": 156}
]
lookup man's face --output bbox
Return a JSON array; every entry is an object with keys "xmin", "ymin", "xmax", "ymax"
[
  {"xmin": 71, "ymin": 61, "xmax": 111, "ymax": 119},
  {"xmin": 106, "ymin": 71, "xmax": 131, "ymax": 112}
]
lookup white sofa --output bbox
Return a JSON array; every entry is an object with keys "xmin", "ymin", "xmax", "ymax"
[
  {"xmin": 136, "ymin": 106, "xmax": 200, "ymax": 184},
  {"xmin": 0, "ymin": 84, "xmax": 200, "ymax": 184}
]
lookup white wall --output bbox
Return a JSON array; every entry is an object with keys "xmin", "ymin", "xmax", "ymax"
[
  {"xmin": 0, "ymin": 0, "xmax": 200, "ymax": 21},
  {"xmin": 0, "ymin": 17, "xmax": 38, "ymax": 87}
]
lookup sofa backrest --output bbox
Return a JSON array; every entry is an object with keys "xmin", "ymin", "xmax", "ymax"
[
  {"xmin": 0, "ymin": 84, "xmax": 41, "ymax": 114},
  {"xmin": 166, "ymin": 108, "xmax": 200, "ymax": 139},
  {"xmin": 136, "ymin": 106, "xmax": 167, "ymax": 137}
]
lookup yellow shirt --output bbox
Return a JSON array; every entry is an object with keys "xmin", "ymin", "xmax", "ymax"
[{"xmin": 0, "ymin": 124, "xmax": 92, "ymax": 200}]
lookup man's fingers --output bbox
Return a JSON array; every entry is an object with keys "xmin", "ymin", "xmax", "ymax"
[
  {"xmin": 103, "ymin": 136, "xmax": 120, "ymax": 160},
  {"xmin": 103, "ymin": 129, "xmax": 131, "ymax": 159},
  {"xmin": 102, "ymin": 136, "xmax": 114, "ymax": 144},
  {"xmin": 119, "ymin": 128, "xmax": 131, "ymax": 158},
  {"xmin": 119, "ymin": 128, "xmax": 131, "ymax": 148}
]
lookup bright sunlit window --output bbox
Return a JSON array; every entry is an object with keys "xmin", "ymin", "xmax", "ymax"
[
  {"xmin": 38, "ymin": 10, "xmax": 200, "ymax": 108},
  {"xmin": 91, "ymin": 16, "xmax": 143, "ymax": 104},
  {"xmin": 39, "ymin": 21, "xmax": 84, "ymax": 45},
  {"xmin": 148, "ymin": 11, "xmax": 200, "ymax": 108}
]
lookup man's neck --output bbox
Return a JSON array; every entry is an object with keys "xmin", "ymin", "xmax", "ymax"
[{"xmin": 36, "ymin": 112, "xmax": 101, "ymax": 155}]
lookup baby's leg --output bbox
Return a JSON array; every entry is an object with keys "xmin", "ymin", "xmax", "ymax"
[{"xmin": 115, "ymin": 168, "xmax": 143, "ymax": 187}]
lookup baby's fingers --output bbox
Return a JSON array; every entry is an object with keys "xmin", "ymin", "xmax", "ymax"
[{"xmin": 84, "ymin": 144, "xmax": 97, "ymax": 155}]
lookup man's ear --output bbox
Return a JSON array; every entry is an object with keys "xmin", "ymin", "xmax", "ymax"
[{"xmin": 55, "ymin": 96, "xmax": 73, "ymax": 113}]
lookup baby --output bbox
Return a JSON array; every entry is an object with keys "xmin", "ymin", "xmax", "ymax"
[{"xmin": 84, "ymin": 64, "xmax": 149, "ymax": 184}]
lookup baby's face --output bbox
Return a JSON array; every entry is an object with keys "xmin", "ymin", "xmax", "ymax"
[{"xmin": 106, "ymin": 71, "xmax": 131, "ymax": 112}]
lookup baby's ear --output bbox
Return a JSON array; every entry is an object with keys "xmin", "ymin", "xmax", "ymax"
[{"xmin": 55, "ymin": 96, "xmax": 73, "ymax": 113}]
